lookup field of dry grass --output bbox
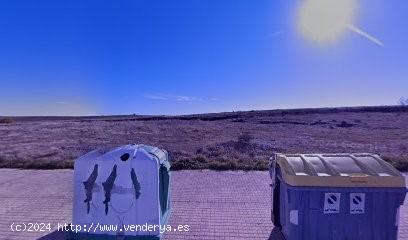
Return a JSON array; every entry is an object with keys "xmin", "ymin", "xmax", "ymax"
[{"xmin": 0, "ymin": 106, "xmax": 407, "ymax": 171}]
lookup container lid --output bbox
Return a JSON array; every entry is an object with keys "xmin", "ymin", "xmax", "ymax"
[
  {"xmin": 274, "ymin": 153, "xmax": 405, "ymax": 187},
  {"xmin": 76, "ymin": 144, "xmax": 170, "ymax": 166}
]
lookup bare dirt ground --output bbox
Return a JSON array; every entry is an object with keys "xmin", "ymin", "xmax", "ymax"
[{"xmin": 0, "ymin": 106, "xmax": 407, "ymax": 170}]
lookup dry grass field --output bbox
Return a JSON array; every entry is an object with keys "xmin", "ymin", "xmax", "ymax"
[{"xmin": 0, "ymin": 106, "xmax": 407, "ymax": 171}]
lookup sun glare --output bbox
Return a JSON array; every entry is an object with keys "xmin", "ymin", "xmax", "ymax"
[{"xmin": 298, "ymin": 0, "xmax": 357, "ymax": 45}]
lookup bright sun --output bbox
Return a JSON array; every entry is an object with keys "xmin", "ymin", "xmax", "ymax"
[{"xmin": 298, "ymin": 0, "xmax": 357, "ymax": 45}]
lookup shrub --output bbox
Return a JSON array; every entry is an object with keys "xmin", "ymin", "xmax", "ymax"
[
  {"xmin": 237, "ymin": 132, "xmax": 253, "ymax": 144},
  {"xmin": 206, "ymin": 159, "xmax": 238, "ymax": 171},
  {"xmin": 382, "ymin": 155, "xmax": 408, "ymax": 172},
  {"xmin": 170, "ymin": 157, "xmax": 206, "ymax": 170},
  {"xmin": 336, "ymin": 121, "xmax": 354, "ymax": 128},
  {"xmin": 194, "ymin": 155, "xmax": 208, "ymax": 163},
  {"xmin": 233, "ymin": 132, "xmax": 254, "ymax": 152},
  {"xmin": 0, "ymin": 158, "xmax": 74, "ymax": 169},
  {"xmin": 0, "ymin": 117, "xmax": 15, "ymax": 124}
]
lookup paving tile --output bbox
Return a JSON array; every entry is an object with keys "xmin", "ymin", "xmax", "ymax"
[{"xmin": 0, "ymin": 169, "xmax": 406, "ymax": 239}]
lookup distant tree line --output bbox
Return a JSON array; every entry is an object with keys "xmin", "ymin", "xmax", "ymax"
[{"xmin": 400, "ymin": 97, "xmax": 408, "ymax": 106}]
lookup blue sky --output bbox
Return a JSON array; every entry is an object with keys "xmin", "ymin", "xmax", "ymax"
[{"xmin": 0, "ymin": 0, "xmax": 407, "ymax": 116}]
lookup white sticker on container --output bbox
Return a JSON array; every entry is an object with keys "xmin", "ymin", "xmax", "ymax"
[
  {"xmin": 324, "ymin": 193, "xmax": 341, "ymax": 214},
  {"xmin": 350, "ymin": 193, "xmax": 365, "ymax": 214},
  {"xmin": 289, "ymin": 210, "xmax": 298, "ymax": 225}
]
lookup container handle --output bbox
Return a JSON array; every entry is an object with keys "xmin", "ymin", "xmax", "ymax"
[{"xmin": 349, "ymin": 173, "xmax": 368, "ymax": 183}]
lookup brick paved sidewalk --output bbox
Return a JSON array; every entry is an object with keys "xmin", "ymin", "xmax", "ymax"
[{"xmin": 0, "ymin": 169, "xmax": 406, "ymax": 240}]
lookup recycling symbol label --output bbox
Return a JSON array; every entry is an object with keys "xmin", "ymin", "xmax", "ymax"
[
  {"xmin": 324, "ymin": 193, "xmax": 341, "ymax": 214},
  {"xmin": 350, "ymin": 193, "xmax": 365, "ymax": 214}
]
